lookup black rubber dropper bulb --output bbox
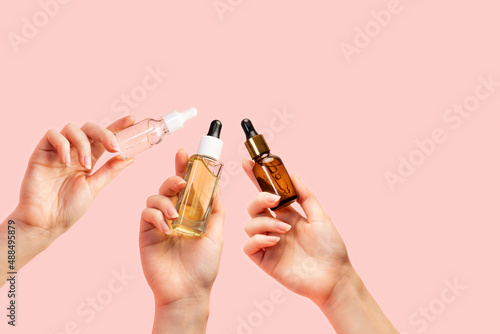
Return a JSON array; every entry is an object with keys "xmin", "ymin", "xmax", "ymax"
[
  {"xmin": 207, "ymin": 120, "xmax": 222, "ymax": 138},
  {"xmin": 241, "ymin": 119, "xmax": 258, "ymax": 140}
]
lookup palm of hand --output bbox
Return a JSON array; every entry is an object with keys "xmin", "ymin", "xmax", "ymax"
[
  {"xmin": 17, "ymin": 149, "xmax": 93, "ymax": 236},
  {"xmin": 139, "ymin": 223, "xmax": 222, "ymax": 306},
  {"xmin": 259, "ymin": 214, "xmax": 349, "ymax": 305}
]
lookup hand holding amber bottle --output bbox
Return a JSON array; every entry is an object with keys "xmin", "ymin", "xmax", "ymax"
[{"xmin": 241, "ymin": 160, "xmax": 398, "ymax": 334}]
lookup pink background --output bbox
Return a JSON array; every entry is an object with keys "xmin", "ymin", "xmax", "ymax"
[{"xmin": 1, "ymin": 0, "xmax": 499, "ymax": 333}]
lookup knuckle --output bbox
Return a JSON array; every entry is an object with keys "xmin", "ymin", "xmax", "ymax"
[
  {"xmin": 82, "ymin": 140, "xmax": 92, "ymax": 149},
  {"xmin": 46, "ymin": 128, "xmax": 58, "ymax": 136},
  {"xmin": 64, "ymin": 123, "xmax": 78, "ymax": 131},
  {"xmin": 146, "ymin": 195, "xmax": 156, "ymax": 207},
  {"xmin": 104, "ymin": 128, "xmax": 115, "ymax": 138},
  {"xmin": 159, "ymin": 180, "xmax": 172, "ymax": 193},
  {"xmin": 55, "ymin": 138, "xmax": 69, "ymax": 150},
  {"xmin": 243, "ymin": 220, "xmax": 251, "ymax": 232},
  {"xmin": 150, "ymin": 210, "xmax": 161, "ymax": 222}
]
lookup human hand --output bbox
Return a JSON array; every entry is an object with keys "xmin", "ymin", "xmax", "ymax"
[
  {"xmin": 242, "ymin": 159, "xmax": 397, "ymax": 333},
  {"xmin": 242, "ymin": 159, "xmax": 351, "ymax": 307},
  {"xmin": 11, "ymin": 116, "xmax": 136, "ymax": 242},
  {"xmin": 1, "ymin": 116, "xmax": 136, "ymax": 287},
  {"xmin": 139, "ymin": 149, "xmax": 224, "ymax": 333}
]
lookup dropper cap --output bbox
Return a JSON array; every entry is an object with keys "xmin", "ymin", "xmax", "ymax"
[
  {"xmin": 162, "ymin": 107, "xmax": 198, "ymax": 133},
  {"xmin": 241, "ymin": 119, "xmax": 270, "ymax": 159},
  {"xmin": 197, "ymin": 120, "xmax": 224, "ymax": 160}
]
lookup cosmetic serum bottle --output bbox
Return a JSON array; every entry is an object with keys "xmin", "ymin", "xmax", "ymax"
[
  {"xmin": 241, "ymin": 118, "xmax": 298, "ymax": 210},
  {"xmin": 114, "ymin": 108, "xmax": 198, "ymax": 159},
  {"xmin": 172, "ymin": 120, "xmax": 224, "ymax": 236}
]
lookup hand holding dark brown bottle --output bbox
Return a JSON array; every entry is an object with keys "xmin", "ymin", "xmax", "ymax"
[{"xmin": 241, "ymin": 159, "xmax": 398, "ymax": 334}]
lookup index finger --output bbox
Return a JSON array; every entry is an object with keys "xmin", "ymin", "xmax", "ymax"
[
  {"xmin": 247, "ymin": 192, "xmax": 281, "ymax": 218},
  {"xmin": 158, "ymin": 175, "xmax": 187, "ymax": 198},
  {"xmin": 242, "ymin": 158, "xmax": 260, "ymax": 189},
  {"xmin": 81, "ymin": 122, "xmax": 120, "ymax": 160},
  {"xmin": 107, "ymin": 115, "xmax": 136, "ymax": 133},
  {"xmin": 88, "ymin": 115, "xmax": 136, "ymax": 161}
]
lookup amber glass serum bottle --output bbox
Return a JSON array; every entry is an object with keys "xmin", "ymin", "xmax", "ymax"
[
  {"xmin": 241, "ymin": 119, "xmax": 298, "ymax": 210},
  {"xmin": 172, "ymin": 120, "xmax": 224, "ymax": 236}
]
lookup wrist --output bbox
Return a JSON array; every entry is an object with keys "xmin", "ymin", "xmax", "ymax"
[
  {"xmin": 2, "ymin": 210, "xmax": 56, "ymax": 270},
  {"xmin": 318, "ymin": 263, "xmax": 363, "ymax": 311},
  {"xmin": 318, "ymin": 266, "xmax": 398, "ymax": 334},
  {"xmin": 153, "ymin": 295, "xmax": 211, "ymax": 334},
  {"xmin": 11, "ymin": 205, "xmax": 58, "ymax": 243}
]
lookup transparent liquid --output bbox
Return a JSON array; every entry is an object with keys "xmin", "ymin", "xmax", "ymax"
[
  {"xmin": 115, "ymin": 118, "xmax": 167, "ymax": 159},
  {"xmin": 173, "ymin": 155, "xmax": 223, "ymax": 236}
]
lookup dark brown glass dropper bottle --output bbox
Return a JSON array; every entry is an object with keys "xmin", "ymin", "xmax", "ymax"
[{"xmin": 241, "ymin": 118, "xmax": 298, "ymax": 210}]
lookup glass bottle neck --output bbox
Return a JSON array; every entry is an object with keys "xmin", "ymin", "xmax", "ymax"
[
  {"xmin": 254, "ymin": 151, "xmax": 271, "ymax": 162},
  {"xmin": 148, "ymin": 118, "xmax": 169, "ymax": 146}
]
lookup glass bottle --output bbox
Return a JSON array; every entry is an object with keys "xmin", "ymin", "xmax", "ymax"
[
  {"xmin": 172, "ymin": 120, "xmax": 224, "ymax": 236},
  {"xmin": 114, "ymin": 108, "xmax": 197, "ymax": 159},
  {"xmin": 241, "ymin": 118, "xmax": 298, "ymax": 210}
]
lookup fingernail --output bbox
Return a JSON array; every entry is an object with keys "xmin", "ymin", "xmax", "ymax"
[
  {"xmin": 65, "ymin": 152, "xmax": 71, "ymax": 167},
  {"xmin": 266, "ymin": 236, "xmax": 280, "ymax": 243},
  {"xmin": 266, "ymin": 193, "xmax": 281, "ymax": 203},
  {"xmin": 161, "ymin": 220, "xmax": 171, "ymax": 235},
  {"xmin": 177, "ymin": 178, "xmax": 187, "ymax": 186},
  {"xmin": 84, "ymin": 155, "xmax": 92, "ymax": 169},
  {"xmin": 276, "ymin": 222, "xmax": 291, "ymax": 232},
  {"xmin": 110, "ymin": 138, "xmax": 120, "ymax": 151},
  {"xmin": 167, "ymin": 206, "xmax": 179, "ymax": 219}
]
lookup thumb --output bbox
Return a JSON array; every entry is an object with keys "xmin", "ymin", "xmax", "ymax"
[
  {"xmin": 292, "ymin": 174, "xmax": 329, "ymax": 222},
  {"xmin": 88, "ymin": 156, "xmax": 135, "ymax": 197},
  {"xmin": 242, "ymin": 158, "xmax": 260, "ymax": 190}
]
